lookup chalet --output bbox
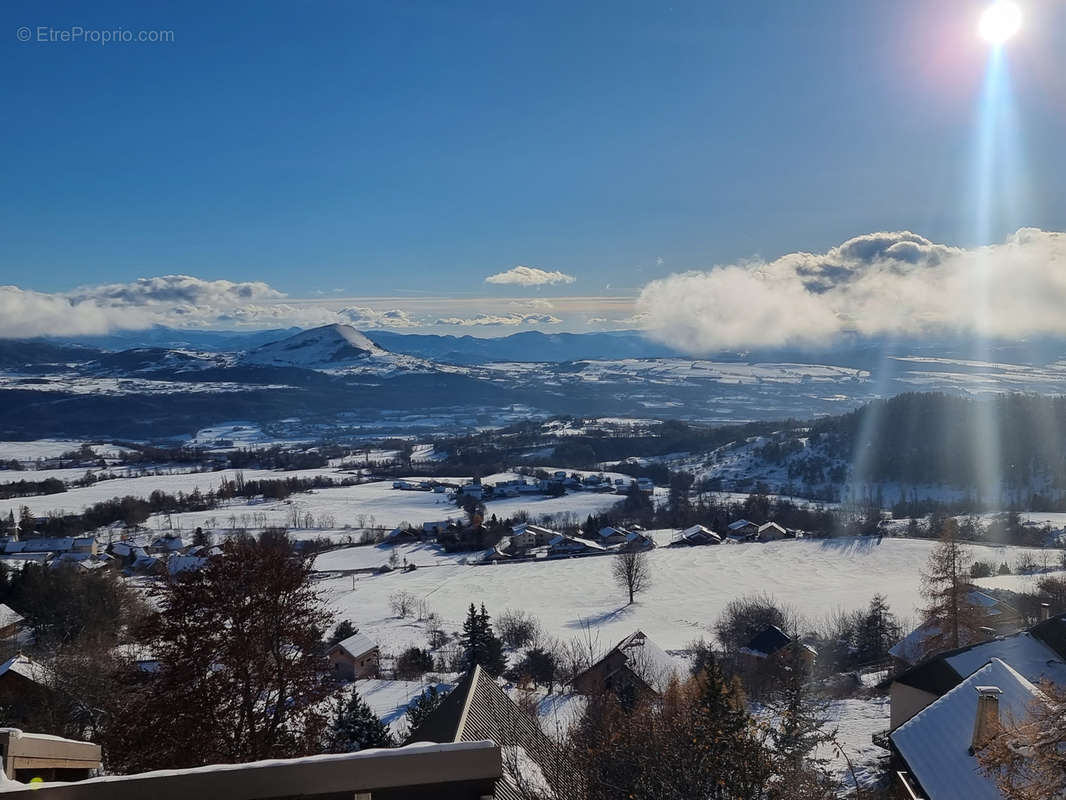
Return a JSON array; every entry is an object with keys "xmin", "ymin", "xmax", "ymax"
[
  {"xmin": 384, "ymin": 527, "xmax": 419, "ymax": 544},
  {"xmin": 597, "ymin": 527, "xmax": 629, "ymax": 546},
  {"xmin": 740, "ymin": 625, "xmax": 817, "ymax": 666},
  {"xmin": 422, "ymin": 520, "xmax": 454, "ymax": 537},
  {"xmin": 0, "ymin": 654, "xmax": 54, "ymax": 727},
  {"xmin": 890, "ymin": 658, "xmax": 1048, "ymax": 800},
  {"xmin": 888, "ymin": 589, "xmax": 1025, "ymax": 668},
  {"xmin": 620, "ymin": 530, "xmax": 655, "ymax": 551},
  {"xmin": 406, "ymin": 664, "xmax": 561, "ymax": 799},
  {"xmin": 508, "ymin": 523, "xmax": 557, "ymax": 551},
  {"xmin": 672, "ymin": 524, "xmax": 722, "ymax": 546},
  {"xmin": 572, "ymin": 630, "xmax": 679, "ymax": 698},
  {"xmin": 726, "ymin": 519, "xmax": 759, "ymax": 541},
  {"xmin": 0, "ymin": 604, "xmax": 23, "ymax": 640},
  {"xmin": 756, "ymin": 522, "xmax": 787, "ymax": 542},
  {"xmin": 4, "ymin": 538, "xmax": 98, "ymax": 557},
  {"xmin": 636, "ymin": 477, "xmax": 655, "ymax": 494},
  {"xmin": 547, "ymin": 534, "xmax": 607, "ymax": 557},
  {"xmin": 327, "ymin": 632, "xmax": 380, "ymax": 680},
  {"xmin": 149, "ymin": 534, "xmax": 184, "ymax": 554},
  {"xmin": 886, "ymin": 613, "xmax": 1066, "ymax": 732},
  {"xmin": 458, "ymin": 483, "xmax": 484, "ymax": 500},
  {"xmin": 481, "ymin": 546, "xmax": 511, "ymax": 564}
]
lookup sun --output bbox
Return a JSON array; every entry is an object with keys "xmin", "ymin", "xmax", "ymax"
[{"xmin": 979, "ymin": 2, "xmax": 1022, "ymax": 44}]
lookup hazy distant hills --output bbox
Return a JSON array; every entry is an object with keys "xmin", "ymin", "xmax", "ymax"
[{"xmin": 7, "ymin": 324, "xmax": 1066, "ymax": 440}]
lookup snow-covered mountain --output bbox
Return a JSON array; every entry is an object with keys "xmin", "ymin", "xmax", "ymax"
[{"xmin": 240, "ymin": 324, "xmax": 438, "ymax": 375}]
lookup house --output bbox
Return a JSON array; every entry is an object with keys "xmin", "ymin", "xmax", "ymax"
[
  {"xmin": 546, "ymin": 534, "xmax": 606, "ymax": 557},
  {"xmin": 0, "ymin": 739, "xmax": 504, "ymax": 799},
  {"xmin": 890, "ymin": 658, "xmax": 1047, "ymax": 800},
  {"xmin": 327, "ymin": 632, "xmax": 380, "ymax": 680},
  {"xmin": 406, "ymin": 664, "xmax": 561, "ymax": 800},
  {"xmin": 508, "ymin": 523, "xmax": 557, "ymax": 551},
  {"xmin": 887, "ymin": 614, "xmax": 1066, "ymax": 731},
  {"xmin": 71, "ymin": 536, "xmax": 97, "ymax": 555},
  {"xmin": 0, "ymin": 604, "xmax": 24, "ymax": 640},
  {"xmin": 422, "ymin": 520, "xmax": 454, "ymax": 537},
  {"xmin": 572, "ymin": 630, "xmax": 679, "ymax": 698},
  {"xmin": 672, "ymin": 524, "xmax": 721, "ymax": 546},
  {"xmin": 756, "ymin": 522, "xmax": 787, "ymax": 542},
  {"xmin": 481, "ymin": 546, "xmax": 511, "ymax": 564},
  {"xmin": 0, "ymin": 654, "xmax": 54, "ymax": 727},
  {"xmin": 149, "ymin": 534, "xmax": 184, "ymax": 554},
  {"xmin": 726, "ymin": 519, "xmax": 759, "ymax": 541},
  {"xmin": 636, "ymin": 477, "xmax": 654, "ymax": 494},
  {"xmin": 596, "ymin": 526, "xmax": 629, "ymax": 546},
  {"xmin": 384, "ymin": 527, "xmax": 419, "ymax": 544},
  {"xmin": 740, "ymin": 625, "xmax": 817, "ymax": 665},
  {"xmin": 620, "ymin": 530, "xmax": 655, "ymax": 551},
  {"xmin": 888, "ymin": 589, "xmax": 1025, "ymax": 668}
]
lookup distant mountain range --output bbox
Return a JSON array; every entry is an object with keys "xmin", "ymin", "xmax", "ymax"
[
  {"xmin": 44, "ymin": 326, "xmax": 683, "ymax": 363},
  {"xmin": 6, "ymin": 324, "xmax": 1066, "ymax": 440}
]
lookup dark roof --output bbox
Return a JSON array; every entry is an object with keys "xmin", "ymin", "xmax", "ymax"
[
  {"xmin": 893, "ymin": 653, "xmax": 964, "ymax": 696},
  {"xmin": 744, "ymin": 625, "xmax": 792, "ymax": 657},
  {"xmin": 894, "ymin": 614, "xmax": 1066, "ymax": 696},
  {"xmin": 1031, "ymin": 613, "xmax": 1066, "ymax": 658},
  {"xmin": 406, "ymin": 665, "xmax": 559, "ymax": 800}
]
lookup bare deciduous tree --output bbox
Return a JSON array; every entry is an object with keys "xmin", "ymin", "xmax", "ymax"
[
  {"xmin": 389, "ymin": 590, "xmax": 416, "ymax": 618},
  {"xmin": 612, "ymin": 550, "xmax": 651, "ymax": 605}
]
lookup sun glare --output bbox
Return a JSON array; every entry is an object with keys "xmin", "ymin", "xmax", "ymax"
[{"xmin": 979, "ymin": 2, "xmax": 1022, "ymax": 44}]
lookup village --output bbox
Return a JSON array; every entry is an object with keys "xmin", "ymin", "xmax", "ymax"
[{"xmin": 2, "ymin": 437, "xmax": 1066, "ymax": 797}]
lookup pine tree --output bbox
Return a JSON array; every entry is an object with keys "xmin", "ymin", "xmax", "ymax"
[
  {"xmin": 460, "ymin": 603, "xmax": 506, "ymax": 675},
  {"xmin": 855, "ymin": 594, "xmax": 900, "ymax": 665},
  {"xmin": 328, "ymin": 690, "xmax": 394, "ymax": 752},
  {"xmin": 404, "ymin": 684, "xmax": 450, "ymax": 733}
]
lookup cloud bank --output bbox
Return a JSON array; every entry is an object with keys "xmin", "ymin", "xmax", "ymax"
[
  {"xmin": 0, "ymin": 276, "xmax": 418, "ymax": 338},
  {"xmin": 637, "ymin": 228, "xmax": 1066, "ymax": 353},
  {"xmin": 434, "ymin": 313, "xmax": 562, "ymax": 327},
  {"xmin": 485, "ymin": 266, "xmax": 576, "ymax": 286}
]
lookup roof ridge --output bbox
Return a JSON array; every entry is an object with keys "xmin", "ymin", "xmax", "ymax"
[{"xmin": 454, "ymin": 664, "xmax": 481, "ymax": 742}]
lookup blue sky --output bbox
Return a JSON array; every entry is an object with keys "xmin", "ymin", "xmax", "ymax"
[{"xmin": 2, "ymin": 0, "xmax": 1065, "ymax": 338}]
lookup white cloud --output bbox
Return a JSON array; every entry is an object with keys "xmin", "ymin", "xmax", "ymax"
[
  {"xmin": 509, "ymin": 298, "xmax": 555, "ymax": 310},
  {"xmin": 637, "ymin": 228, "xmax": 1066, "ymax": 353},
  {"xmin": 0, "ymin": 275, "xmax": 428, "ymax": 338},
  {"xmin": 485, "ymin": 266, "xmax": 575, "ymax": 286},
  {"xmin": 435, "ymin": 313, "xmax": 563, "ymax": 327},
  {"xmin": 337, "ymin": 306, "xmax": 420, "ymax": 329}
]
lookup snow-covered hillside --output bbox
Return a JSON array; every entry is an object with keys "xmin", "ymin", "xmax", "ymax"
[{"xmin": 241, "ymin": 324, "xmax": 436, "ymax": 375}]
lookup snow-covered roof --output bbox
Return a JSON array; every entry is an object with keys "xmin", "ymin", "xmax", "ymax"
[
  {"xmin": 613, "ymin": 630, "xmax": 679, "ymax": 690},
  {"xmin": 891, "ymin": 659, "xmax": 1044, "ymax": 800},
  {"xmin": 945, "ymin": 633, "xmax": 1066, "ymax": 689},
  {"xmin": 757, "ymin": 522, "xmax": 785, "ymax": 533},
  {"xmin": 333, "ymin": 632, "xmax": 377, "ymax": 659},
  {"xmin": 889, "ymin": 591, "xmax": 1020, "ymax": 665},
  {"xmin": 727, "ymin": 519, "xmax": 755, "ymax": 531},
  {"xmin": 0, "ymin": 604, "xmax": 23, "ymax": 629},
  {"xmin": 0, "ymin": 653, "xmax": 50, "ymax": 685},
  {"xmin": 677, "ymin": 524, "xmax": 721, "ymax": 542}
]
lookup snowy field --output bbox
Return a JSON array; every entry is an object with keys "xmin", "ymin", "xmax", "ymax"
[
  {"xmin": 0, "ymin": 440, "xmax": 130, "ymax": 462},
  {"xmin": 321, "ymin": 537, "xmax": 1056, "ymax": 658},
  {"xmin": 0, "ymin": 468, "xmax": 343, "ymax": 518}
]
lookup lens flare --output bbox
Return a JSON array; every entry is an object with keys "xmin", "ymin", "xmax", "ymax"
[{"xmin": 979, "ymin": 2, "xmax": 1022, "ymax": 45}]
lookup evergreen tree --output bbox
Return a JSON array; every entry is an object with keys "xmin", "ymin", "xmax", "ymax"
[
  {"xmin": 460, "ymin": 603, "xmax": 506, "ymax": 675},
  {"xmin": 329, "ymin": 620, "xmax": 356, "ymax": 646},
  {"xmin": 328, "ymin": 690, "xmax": 394, "ymax": 752},
  {"xmin": 404, "ymin": 684, "xmax": 450, "ymax": 733},
  {"xmin": 855, "ymin": 594, "xmax": 900, "ymax": 665}
]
